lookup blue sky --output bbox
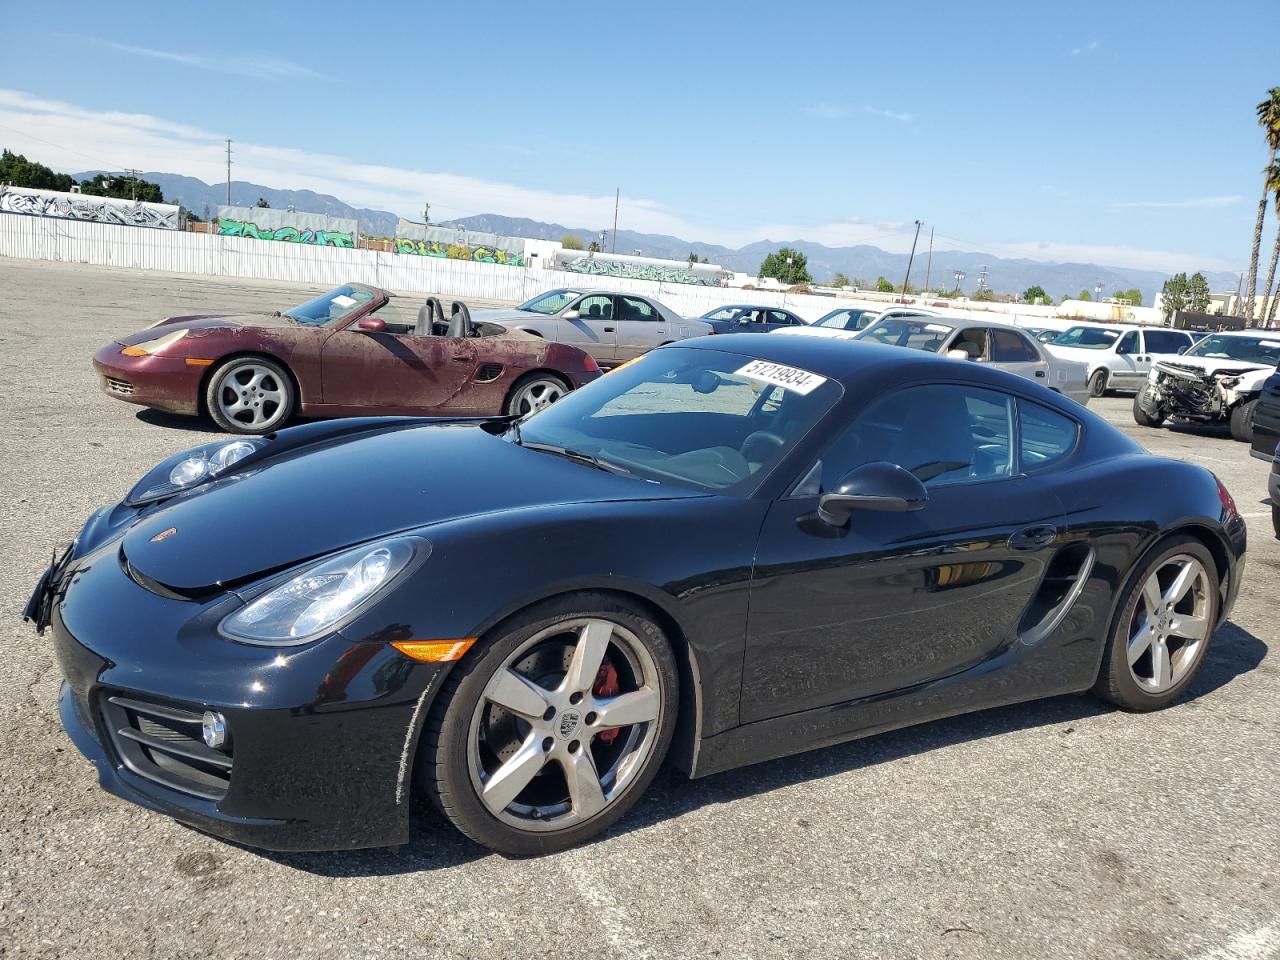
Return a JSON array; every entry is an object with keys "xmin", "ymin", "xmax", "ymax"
[{"xmin": 0, "ymin": 0, "xmax": 1276, "ymax": 273}]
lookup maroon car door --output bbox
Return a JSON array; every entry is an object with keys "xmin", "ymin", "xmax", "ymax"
[{"xmin": 319, "ymin": 327, "xmax": 478, "ymax": 414}]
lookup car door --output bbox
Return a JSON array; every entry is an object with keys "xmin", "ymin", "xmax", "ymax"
[
  {"xmin": 741, "ymin": 382, "xmax": 1066, "ymax": 722},
  {"xmin": 766, "ymin": 310, "xmax": 801, "ymax": 333},
  {"xmin": 990, "ymin": 328, "xmax": 1049, "ymax": 387},
  {"xmin": 319, "ymin": 321, "xmax": 477, "ymax": 414},
  {"xmin": 1110, "ymin": 331, "xmax": 1143, "ymax": 385},
  {"xmin": 1251, "ymin": 370, "xmax": 1280, "ymax": 459},
  {"xmin": 612, "ymin": 295, "xmax": 670, "ymax": 360},
  {"xmin": 558, "ymin": 294, "xmax": 619, "ymax": 363}
]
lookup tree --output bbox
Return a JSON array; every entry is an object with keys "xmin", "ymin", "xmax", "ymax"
[
  {"xmin": 1160, "ymin": 272, "xmax": 1189, "ymax": 320},
  {"xmin": 587, "ymin": 240, "xmax": 602, "ymax": 253},
  {"xmin": 758, "ymin": 247, "xmax": 812, "ymax": 284},
  {"xmin": 1259, "ymin": 159, "xmax": 1280, "ymax": 325},
  {"xmin": 1186, "ymin": 272, "xmax": 1211, "ymax": 314},
  {"xmin": 1075, "ymin": 289, "xmax": 1093, "ymax": 302},
  {"xmin": 255, "ymin": 197, "xmax": 270, "ymax": 208},
  {"xmin": 1022, "ymin": 284, "xmax": 1049, "ymax": 304},
  {"xmin": 874, "ymin": 276, "xmax": 896, "ymax": 293},
  {"xmin": 1110, "ymin": 288, "xmax": 1143, "ymax": 306},
  {"xmin": 0, "ymin": 149, "xmax": 75, "ymax": 191},
  {"xmin": 972, "ymin": 287, "xmax": 996, "ymax": 302},
  {"xmin": 701, "ymin": 256, "xmax": 709, "ymax": 264},
  {"xmin": 829, "ymin": 272, "xmax": 851, "ymax": 288},
  {"xmin": 560, "ymin": 234, "xmax": 585, "ymax": 251},
  {"xmin": 687, "ymin": 251, "xmax": 697, "ymax": 264},
  {"xmin": 1245, "ymin": 88, "xmax": 1280, "ymax": 317},
  {"xmin": 78, "ymin": 173, "xmax": 164, "ymax": 203}
]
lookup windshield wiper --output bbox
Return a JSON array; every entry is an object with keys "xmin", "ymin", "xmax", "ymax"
[{"xmin": 522, "ymin": 442, "xmax": 631, "ymax": 475}]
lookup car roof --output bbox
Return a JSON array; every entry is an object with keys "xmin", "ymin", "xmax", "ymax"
[{"xmin": 1195, "ymin": 328, "xmax": 1278, "ymax": 338}]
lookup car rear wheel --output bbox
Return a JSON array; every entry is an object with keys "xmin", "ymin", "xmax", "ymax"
[
  {"xmin": 505, "ymin": 373, "xmax": 569, "ymax": 418},
  {"xmin": 206, "ymin": 357, "xmax": 295, "ymax": 435},
  {"xmin": 1229, "ymin": 398, "xmax": 1257, "ymax": 443},
  {"xmin": 421, "ymin": 594, "xmax": 678, "ymax": 856},
  {"xmin": 1133, "ymin": 387, "xmax": 1165, "ymax": 427},
  {"xmin": 1092, "ymin": 535, "xmax": 1218, "ymax": 711},
  {"xmin": 1088, "ymin": 369, "xmax": 1109, "ymax": 397}
]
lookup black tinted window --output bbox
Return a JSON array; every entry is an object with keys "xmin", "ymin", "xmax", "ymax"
[
  {"xmin": 817, "ymin": 384, "xmax": 1015, "ymax": 491},
  {"xmin": 1019, "ymin": 401, "xmax": 1078, "ymax": 469},
  {"xmin": 1143, "ymin": 330, "xmax": 1191, "ymax": 353},
  {"xmin": 991, "ymin": 329, "xmax": 1040, "ymax": 362},
  {"xmin": 1116, "ymin": 331, "xmax": 1139, "ymax": 353}
]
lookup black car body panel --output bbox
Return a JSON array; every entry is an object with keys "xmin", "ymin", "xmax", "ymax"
[
  {"xmin": 31, "ymin": 334, "xmax": 1247, "ymax": 850},
  {"xmin": 1250, "ymin": 369, "xmax": 1280, "ymax": 461}
]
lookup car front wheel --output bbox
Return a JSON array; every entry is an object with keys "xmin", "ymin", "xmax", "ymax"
[
  {"xmin": 505, "ymin": 373, "xmax": 569, "ymax": 417},
  {"xmin": 206, "ymin": 356, "xmax": 295, "ymax": 434},
  {"xmin": 421, "ymin": 594, "xmax": 679, "ymax": 855},
  {"xmin": 1133, "ymin": 386, "xmax": 1165, "ymax": 427},
  {"xmin": 1088, "ymin": 369, "xmax": 1109, "ymax": 397},
  {"xmin": 1229, "ymin": 398, "xmax": 1257, "ymax": 443}
]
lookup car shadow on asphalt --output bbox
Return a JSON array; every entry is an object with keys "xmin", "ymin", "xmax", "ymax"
[
  {"xmin": 262, "ymin": 621, "xmax": 1266, "ymax": 876},
  {"xmin": 135, "ymin": 409, "xmax": 216, "ymax": 433}
]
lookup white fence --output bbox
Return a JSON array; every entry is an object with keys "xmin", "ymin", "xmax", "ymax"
[{"xmin": 0, "ymin": 213, "xmax": 1091, "ymax": 326}]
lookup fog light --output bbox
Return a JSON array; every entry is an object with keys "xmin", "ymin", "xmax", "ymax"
[{"xmin": 202, "ymin": 710, "xmax": 228, "ymax": 749}]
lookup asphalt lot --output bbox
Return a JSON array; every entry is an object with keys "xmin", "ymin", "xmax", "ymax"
[{"xmin": 1, "ymin": 258, "xmax": 1278, "ymax": 960}]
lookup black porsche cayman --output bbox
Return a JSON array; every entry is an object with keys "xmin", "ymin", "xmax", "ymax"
[{"xmin": 29, "ymin": 334, "xmax": 1245, "ymax": 856}]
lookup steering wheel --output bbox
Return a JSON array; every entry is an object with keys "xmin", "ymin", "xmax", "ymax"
[{"xmin": 741, "ymin": 430, "xmax": 786, "ymax": 462}]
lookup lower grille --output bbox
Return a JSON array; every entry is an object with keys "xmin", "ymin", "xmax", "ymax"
[
  {"xmin": 104, "ymin": 376, "xmax": 135, "ymax": 395},
  {"xmin": 101, "ymin": 693, "xmax": 231, "ymax": 800}
]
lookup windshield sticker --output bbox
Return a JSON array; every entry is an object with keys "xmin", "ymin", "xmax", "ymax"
[
  {"xmin": 331, "ymin": 294, "xmax": 357, "ymax": 308},
  {"xmin": 735, "ymin": 360, "xmax": 827, "ymax": 395},
  {"xmin": 925, "ymin": 323, "xmax": 950, "ymax": 332}
]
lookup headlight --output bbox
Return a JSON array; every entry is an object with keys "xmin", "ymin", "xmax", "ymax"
[
  {"xmin": 125, "ymin": 438, "xmax": 264, "ymax": 505},
  {"xmin": 220, "ymin": 537, "xmax": 425, "ymax": 645},
  {"xmin": 1219, "ymin": 376, "xmax": 1241, "ymax": 389},
  {"xmin": 121, "ymin": 329, "xmax": 188, "ymax": 356}
]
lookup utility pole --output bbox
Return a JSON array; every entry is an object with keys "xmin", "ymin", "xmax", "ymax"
[
  {"xmin": 978, "ymin": 265, "xmax": 990, "ymax": 291},
  {"xmin": 900, "ymin": 220, "xmax": 923, "ymax": 302},
  {"xmin": 953, "ymin": 270, "xmax": 966, "ymax": 294},
  {"xmin": 611, "ymin": 188, "xmax": 619, "ymax": 254},
  {"xmin": 922, "ymin": 226, "xmax": 934, "ymax": 294},
  {"xmin": 124, "ymin": 168, "xmax": 140, "ymax": 202},
  {"xmin": 225, "ymin": 139, "xmax": 232, "ymax": 206},
  {"xmin": 423, "ymin": 202, "xmax": 430, "ymax": 225}
]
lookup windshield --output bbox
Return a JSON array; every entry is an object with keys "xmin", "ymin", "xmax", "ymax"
[
  {"xmin": 1050, "ymin": 326, "xmax": 1120, "ymax": 349},
  {"xmin": 814, "ymin": 308, "xmax": 877, "ymax": 330},
  {"xmin": 1184, "ymin": 334, "xmax": 1280, "ymax": 365},
  {"xmin": 855, "ymin": 317, "xmax": 955, "ymax": 352},
  {"xmin": 702, "ymin": 306, "xmax": 745, "ymax": 321},
  {"xmin": 515, "ymin": 347, "xmax": 842, "ymax": 493},
  {"xmin": 518, "ymin": 289, "xmax": 581, "ymax": 315},
  {"xmin": 284, "ymin": 285, "xmax": 377, "ymax": 326}
]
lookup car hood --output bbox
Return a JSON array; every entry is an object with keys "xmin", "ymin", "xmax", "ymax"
[
  {"xmin": 119, "ymin": 314, "xmax": 296, "ymax": 345},
  {"xmin": 1152, "ymin": 355, "xmax": 1273, "ymax": 376},
  {"xmin": 1042, "ymin": 344, "xmax": 1115, "ymax": 360},
  {"xmin": 122, "ymin": 422, "xmax": 700, "ymax": 592}
]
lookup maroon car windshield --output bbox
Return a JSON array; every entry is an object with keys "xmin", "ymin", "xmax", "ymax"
[{"xmin": 284, "ymin": 286, "xmax": 378, "ymax": 326}]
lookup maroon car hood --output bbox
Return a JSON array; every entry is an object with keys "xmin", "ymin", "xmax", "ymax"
[{"xmin": 117, "ymin": 314, "xmax": 298, "ymax": 346}]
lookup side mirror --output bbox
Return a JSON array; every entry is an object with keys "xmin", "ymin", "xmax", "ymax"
[
  {"xmin": 563, "ymin": 309, "xmax": 581, "ymax": 321},
  {"xmin": 817, "ymin": 461, "xmax": 929, "ymax": 527},
  {"xmin": 357, "ymin": 317, "xmax": 386, "ymax": 333},
  {"xmin": 945, "ymin": 348, "xmax": 973, "ymax": 361}
]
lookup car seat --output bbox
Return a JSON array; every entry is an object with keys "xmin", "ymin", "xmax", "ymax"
[{"xmin": 417, "ymin": 297, "xmax": 446, "ymax": 336}]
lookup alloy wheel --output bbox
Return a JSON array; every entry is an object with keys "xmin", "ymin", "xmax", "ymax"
[
  {"xmin": 511, "ymin": 378, "xmax": 565, "ymax": 417},
  {"xmin": 215, "ymin": 363, "xmax": 288, "ymax": 430},
  {"xmin": 467, "ymin": 618, "xmax": 662, "ymax": 832},
  {"xmin": 1126, "ymin": 554, "xmax": 1211, "ymax": 694}
]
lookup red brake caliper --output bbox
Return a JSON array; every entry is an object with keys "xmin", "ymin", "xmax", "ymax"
[{"xmin": 593, "ymin": 662, "xmax": 622, "ymax": 744}]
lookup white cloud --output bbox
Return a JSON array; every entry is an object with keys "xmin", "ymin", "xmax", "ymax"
[
  {"xmin": 864, "ymin": 105, "xmax": 914, "ymax": 122},
  {"xmin": 66, "ymin": 36, "xmax": 324, "ymax": 81},
  {"xmin": 0, "ymin": 88, "xmax": 1233, "ymax": 274},
  {"xmin": 1070, "ymin": 39, "xmax": 1100, "ymax": 56},
  {"xmin": 1112, "ymin": 195, "xmax": 1244, "ymax": 209}
]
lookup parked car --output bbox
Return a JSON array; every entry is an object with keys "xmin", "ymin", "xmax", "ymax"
[
  {"xmin": 1026, "ymin": 327, "xmax": 1061, "ymax": 343},
  {"xmin": 1044, "ymin": 324, "xmax": 1196, "ymax": 397},
  {"xmin": 1135, "ymin": 330, "xmax": 1280, "ymax": 442},
  {"xmin": 27, "ymin": 334, "xmax": 1244, "ymax": 855},
  {"xmin": 92, "ymin": 284, "xmax": 601, "ymax": 434},
  {"xmin": 773, "ymin": 306, "xmax": 938, "ymax": 338},
  {"xmin": 471, "ymin": 288, "xmax": 710, "ymax": 367},
  {"xmin": 836, "ymin": 314, "xmax": 1090, "ymax": 404},
  {"xmin": 1248, "ymin": 369, "xmax": 1280, "ymax": 536},
  {"xmin": 700, "ymin": 304, "xmax": 807, "ymax": 334}
]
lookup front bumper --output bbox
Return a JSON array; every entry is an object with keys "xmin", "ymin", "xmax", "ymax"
[
  {"xmin": 92, "ymin": 343, "xmax": 205, "ymax": 415},
  {"xmin": 44, "ymin": 534, "xmax": 449, "ymax": 851}
]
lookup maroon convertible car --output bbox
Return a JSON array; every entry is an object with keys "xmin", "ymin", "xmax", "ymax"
[{"xmin": 93, "ymin": 284, "xmax": 602, "ymax": 434}]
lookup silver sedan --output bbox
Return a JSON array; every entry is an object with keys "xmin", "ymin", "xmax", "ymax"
[{"xmin": 470, "ymin": 289, "xmax": 712, "ymax": 367}]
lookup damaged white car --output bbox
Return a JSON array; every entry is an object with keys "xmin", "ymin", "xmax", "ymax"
[{"xmin": 1133, "ymin": 330, "xmax": 1280, "ymax": 442}]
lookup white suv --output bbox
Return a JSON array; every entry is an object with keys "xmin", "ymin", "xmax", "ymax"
[{"xmin": 1044, "ymin": 324, "xmax": 1196, "ymax": 397}]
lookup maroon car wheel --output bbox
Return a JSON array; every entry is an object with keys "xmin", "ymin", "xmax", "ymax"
[
  {"xmin": 206, "ymin": 357, "xmax": 296, "ymax": 435},
  {"xmin": 506, "ymin": 374, "xmax": 569, "ymax": 418}
]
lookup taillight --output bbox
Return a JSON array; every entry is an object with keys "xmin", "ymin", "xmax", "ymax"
[
  {"xmin": 583, "ymin": 354, "xmax": 599, "ymax": 372},
  {"xmin": 1216, "ymin": 476, "xmax": 1238, "ymax": 518}
]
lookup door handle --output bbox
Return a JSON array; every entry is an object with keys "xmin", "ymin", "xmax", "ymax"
[
  {"xmin": 1009, "ymin": 524, "xmax": 1057, "ymax": 550},
  {"xmin": 451, "ymin": 354, "xmax": 474, "ymax": 363},
  {"xmin": 603, "ymin": 326, "xmax": 615, "ymax": 332},
  {"xmin": 1035, "ymin": 370, "xmax": 1046, "ymax": 378}
]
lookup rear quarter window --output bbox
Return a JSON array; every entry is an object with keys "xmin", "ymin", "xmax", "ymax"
[{"xmin": 1019, "ymin": 401, "xmax": 1078, "ymax": 471}]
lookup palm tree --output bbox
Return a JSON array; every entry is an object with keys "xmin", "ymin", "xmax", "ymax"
[
  {"xmin": 1244, "ymin": 88, "xmax": 1280, "ymax": 320},
  {"xmin": 1262, "ymin": 159, "xmax": 1280, "ymax": 327}
]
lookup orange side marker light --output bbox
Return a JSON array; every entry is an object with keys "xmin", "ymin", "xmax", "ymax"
[{"xmin": 391, "ymin": 638, "xmax": 478, "ymax": 663}]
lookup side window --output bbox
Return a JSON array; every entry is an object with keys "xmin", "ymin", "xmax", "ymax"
[
  {"xmin": 1019, "ymin": 400, "xmax": 1078, "ymax": 470},
  {"xmin": 950, "ymin": 328, "xmax": 989, "ymax": 360},
  {"xmin": 991, "ymin": 329, "xmax": 1040, "ymax": 362},
  {"xmin": 1116, "ymin": 331, "xmax": 1139, "ymax": 354},
  {"xmin": 575, "ymin": 295, "xmax": 614, "ymax": 321},
  {"xmin": 1143, "ymin": 330, "xmax": 1192, "ymax": 354},
  {"xmin": 816, "ymin": 384, "xmax": 1015, "ymax": 492},
  {"xmin": 768, "ymin": 310, "xmax": 794, "ymax": 325},
  {"xmin": 617, "ymin": 296, "xmax": 656, "ymax": 322}
]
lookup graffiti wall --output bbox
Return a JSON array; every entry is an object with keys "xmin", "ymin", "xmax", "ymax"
[
  {"xmin": 394, "ymin": 220, "xmax": 526, "ymax": 266},
  {"xmin": 558, "ymin": 252, "xmax": 720, "ymax": 286},
  {"xmin": 0, "ymin": 185, "xmax": 179, "ymax": 229},
  {"xmin": 215, "ymin": 206, "xmax": 356, "ymax": 248}
]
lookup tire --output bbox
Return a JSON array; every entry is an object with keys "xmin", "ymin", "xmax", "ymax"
[
  {"xmin": 1088, "ymin": 368, "xmax": 1109, "ymax": 398},
  {"xmin": 1132, "ymin": 387, "xmax": 1165, "ymax": 427},
  {"xmin": 1229, "ymin": 398, "xmax": 1257, "ymax": 443},
  {"xmin": 420, "ymin": 593, "xmax": 679, "ymax": 856},
  {"xmin": 205, "ymin": 356, "xmax": 295, "ymax": 435},
  {"xmin": 1092, "ymin": 534, "xmax": 1218, "ymax": 711},
  {"xmin": 505, "ymin": 372, "xmax": 570, "ymax": 418}
]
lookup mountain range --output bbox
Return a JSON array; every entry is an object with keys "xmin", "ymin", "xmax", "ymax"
[{"xmin": 77, "ymin": 171, "xmax": 1238, "ymax": 302}]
